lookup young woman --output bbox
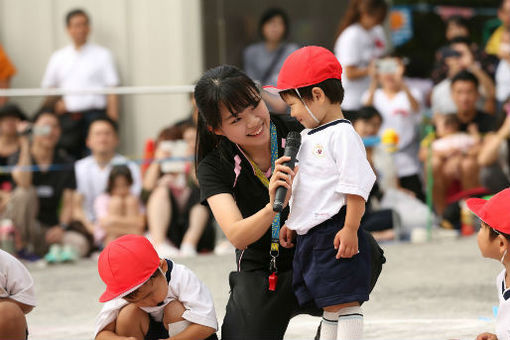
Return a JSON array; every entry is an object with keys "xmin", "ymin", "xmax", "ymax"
[
  {"xmin": 194, "ymin": 65, "xmax": 313, "ymax": 339},
  {"xmin": 333, "ymin": 0, "xmax": 387, "ymax": 111}
]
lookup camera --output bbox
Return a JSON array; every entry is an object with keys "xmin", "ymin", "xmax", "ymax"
[
  {"xmin": 159, "ymin": 140, "xmax": 189, "ymax": 173},
  {"xmin": 18, "ymin": 124, "xmax": 51, "ymax": 137},
  {"xmin": 376, "ymin": 58, "xmax": 398, "ymax": 74}
]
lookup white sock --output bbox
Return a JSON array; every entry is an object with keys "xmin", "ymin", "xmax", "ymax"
[
  {"xmin": 320, "ymin": 311, "xmax": 339, "ymax": 340},
  {"xmin": 337, "ymin": 306, "xmax": 363, "ymax": 340},
  {"xmin": 167, "ymin": 320, "xmax": 192, "ymax": 337}
]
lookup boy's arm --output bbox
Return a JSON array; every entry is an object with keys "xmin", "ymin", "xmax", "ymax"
[{"xmin": 334, "ymin": 194, "xmax": 365, "ymax": 259}]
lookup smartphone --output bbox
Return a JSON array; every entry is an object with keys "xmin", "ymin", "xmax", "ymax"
[
  {"xmin": 376, "ymin": 59, "xmax": 398, "ymax": 74},
  {"xmin": 159, "ymin": 140, "xmax": 188, "ymax": 173}
]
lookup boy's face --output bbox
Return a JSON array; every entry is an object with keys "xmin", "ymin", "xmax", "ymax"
[
  {"xmin": 283, "ymin": 90, "xmax": 324, "ymax": 129},
  {"xmin": 123, "ymin": 263, "xmax": 168, "ymax": 308},
  {"xmin": 477, "ymin": 222, "xmax": 503, "ymax": 260}
]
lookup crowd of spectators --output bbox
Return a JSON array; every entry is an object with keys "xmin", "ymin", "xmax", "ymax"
[{"xmin": 1, "ymin": 0, "xmax": 510, "ymax": 262}]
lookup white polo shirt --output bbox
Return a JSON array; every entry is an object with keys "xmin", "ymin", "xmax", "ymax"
[
  {"xmin": 285, "ymin": 119, "xmax": 376, "ymax": 235},
  {"xmin": 94, "ymin": 261, "xmax": 218, "ymax": 337},
  {"xmin": 75, "ymin": 154, "xmax": 142, "ymax": 221},
  {"xmin": 334, "ymin": 24, "xmax": 386, "ymax": 110},
  {"xmin": 0, "ymin": 249, "xmax": 36, "ymax": 307},
  {"xmin": 496, "ymin": 269, "xmax": 510, "ymax": 340},
  {"xmin": 41, "ymin": 43, "xmax": 119, "ymax": 112}
]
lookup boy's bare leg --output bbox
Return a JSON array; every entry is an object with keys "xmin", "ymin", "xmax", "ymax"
[
  {"xmin": 163, "ymin": 300, "xmax": 186, "ymax": 328},
  {"xmin": 0, "ymin": 300, "xmax": 28, "ymax": 340},
  {"xmin": 115, "ymin": 304, "xmax": 150, "ymax": 340}
]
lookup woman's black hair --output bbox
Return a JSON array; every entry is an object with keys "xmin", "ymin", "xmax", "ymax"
[
  {"xmin": 194, "ymin": 65, "xmax": 262, "ymax": 166},
  {"xmin": 258, "ymin": 7, "xmax": 290, "ymax": 41},
  {"xmin": 446, "ymin": 15, "xmax": 469, "ymax": 32},
  {"xmin": 106, "ymin": 165, "xmax": 133, "ymax": 194}
]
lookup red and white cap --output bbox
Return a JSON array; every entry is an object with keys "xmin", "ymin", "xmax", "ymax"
[
  {"xmin": 466, "ymin": 188, "xmax": 510, "ymax": 234},
  {"xmin": 263, "ymin": 45, "xmax": 342, "ymax": 95},
  {"xmin": 97, "ymin": 234, "xmax": 160, "ymax": 302}
]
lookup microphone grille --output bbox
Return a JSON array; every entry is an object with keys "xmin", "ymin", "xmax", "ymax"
[{"xmin": 286, "ymin": 131, "xmax": 301, "ymax": 148}]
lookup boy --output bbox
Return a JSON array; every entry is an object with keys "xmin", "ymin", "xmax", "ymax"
[
  {"xmin": 94, "ymin": 234, "xmax": 218, "ymax": 340},
  {"xmin": 0, "ymin": 249, "xmax": 37, "ymax": 340},
  {"xmin": 467, "ymin": 188, "xmax": 510, "ymax": 340},
  {"xmin": 265, "ymin": 46, "xmax": 376, "ymax": 340}
]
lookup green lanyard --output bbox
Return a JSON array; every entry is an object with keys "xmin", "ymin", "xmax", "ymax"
[{"xmin": 247, "ymin": 121, "xmax": 280, "ymax": 271}]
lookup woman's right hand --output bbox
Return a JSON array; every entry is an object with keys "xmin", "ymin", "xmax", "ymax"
[
  {"xmin": 154, "ymin": 146, "xmax": 171, "ymax": 161},
  {"xmin": 268, "ymin": 156, "xmax": 297, "ymax": 210}
]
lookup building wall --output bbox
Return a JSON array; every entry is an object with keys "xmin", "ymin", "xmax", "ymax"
[{"xmin": 0, "ymin": 0, "xmax": 203, "ymax": 156}]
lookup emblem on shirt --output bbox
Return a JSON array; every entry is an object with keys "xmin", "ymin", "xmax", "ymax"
[{"xmin": 313, "ymin": 144, "xmax": 324, "ymax": 158}]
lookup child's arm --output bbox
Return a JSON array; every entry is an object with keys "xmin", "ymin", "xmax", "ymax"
[
  {"xmin": 279, "ymin": 224, "xmax": 296, "ymax": 248},
  {"xmin": 95, "ymin": 321, "xmax": 136, "ymax": 340},
  {"xmin": 334, "ymin": 194, "xmax": 365, "ymax": 259}
]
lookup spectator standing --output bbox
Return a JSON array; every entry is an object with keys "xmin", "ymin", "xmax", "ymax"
[
  {"xmin": 243, "ymin": 8, "xmax": 299, "ymax": 113},
  {"xmin": 0, "ymin": 44, "xmax": 16, "ymax": 107},
  {"xmin": 364, "ymin": 55, "xmax": 425, "ymax": 201},
  {"xmin": 41, "ymin": 9, "xmax": 119, "ymax": 159},
  {"xmin": 8, "ymin": 110, "xmax": 89, "ymax": 259},
  {"xmin": 73, "ymin": 118, "xmax": 141, "ymax": 234},
  {"xmin": 0, "ymin": 249, "xmax": 36, "ymax": 340},
  {"xmin": 334, "ymin": 0, "xmax": 387, "ymax": 111}
]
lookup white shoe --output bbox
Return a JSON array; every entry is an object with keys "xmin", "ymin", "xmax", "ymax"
[
  {"xmin": 155, "ymin": 242, "xmax": 181, "ymax": 258},
  {"xmin": 180, "ymin": 243, "xmax": 197, "ymax": 257},
  {"xmin": 214, "ymin": 239, "xmax": 235, "ymax": 255}
]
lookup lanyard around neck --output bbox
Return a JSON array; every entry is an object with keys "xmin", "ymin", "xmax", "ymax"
[{"xmin": 245, "ymin": 121, "xmax": 281, "ymax": 269}]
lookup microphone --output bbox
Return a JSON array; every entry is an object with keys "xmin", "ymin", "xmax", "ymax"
[{"xmin": 273, "ymin": 131, "xmax": 301, "ymax": 212}]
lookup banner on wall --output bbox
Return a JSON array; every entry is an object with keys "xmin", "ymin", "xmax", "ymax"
[{"xmin": 390, "ymin": 6, "xmax": 413, "ymax": 47}]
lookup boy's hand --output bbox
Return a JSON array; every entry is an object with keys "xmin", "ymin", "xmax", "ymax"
[
  {"xmin": 279, "ymin": 225, "xmax": 296, "ymax": 248},
  {"xmin": 476, "ymin": 332, "xmax": 498, "ymax": 340},
  {"xmin": 334, "ymin": 227, "xmax": 358, "ymax": 259}
]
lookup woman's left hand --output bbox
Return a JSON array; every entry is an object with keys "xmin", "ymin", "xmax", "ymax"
[
  {"xmin": 334, "ymin": 227, "xmax": 358, "ymax": 259},
  {"xmin": 268, "ymin": 156, "xmax": 297, "ymax": 210}
]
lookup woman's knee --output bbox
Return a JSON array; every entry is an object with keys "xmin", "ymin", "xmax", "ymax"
[
  {"xmin": 0, "ymin": 301, "xmax": 27, "ymax": 339},
  {"xmin": 116, "ymin": 303, "xmax": 149, "ymax": 336},
  {"xmin": 163, "ymin": 300, "xmax": 186, "ymax": 324}
]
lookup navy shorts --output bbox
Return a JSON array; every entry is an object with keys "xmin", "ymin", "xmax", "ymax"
[{"xmin": 292, "ymin": 207, "xmax": 371, "ymax": 308}]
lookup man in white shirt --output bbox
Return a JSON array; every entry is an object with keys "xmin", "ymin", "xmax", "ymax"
[
  {"xmin": 41, "ymin": 9, "xmax": 119, "ymax": 159},
  {"xmin": 73, "ymin": 118, "xmax": 141, "ymax": 234},
  {"xmin": 0, "ymin": 249, "xmax": 37, "ymax": 340}
]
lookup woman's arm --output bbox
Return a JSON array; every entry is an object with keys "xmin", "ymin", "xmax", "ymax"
[
  {"xmin": 478, "ymin": 115, "xmax": 510, "ymax": 166},
  {"xmin": 59, "ymin": 189, "xmax": 74, "ymax": 225},
  {"xmin": 344, "ymin": 65, "xmax": 369, "ymax": 80},
  {"xmin": 142, "ymin": 147, "xmax": 169, "ymax": 191},
  {"xmin": 207, "ymin": 156, "xmax": 295, "ymax": 249},
  {"xmin": 12, "ymin": 132, "xmax": 31, "ymax": 189}
]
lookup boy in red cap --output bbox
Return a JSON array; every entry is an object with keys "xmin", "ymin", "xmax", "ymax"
[
  {"xmin": 265, "ymin": 46, "xmax": 377, "ymax": 340},
  {"xmin": 94, "ymin": 234, "xmax": 218, "ymax": 340},
  {"xmin": 467, "ymin": 188, "xmax": 510, "ymax": 340}
]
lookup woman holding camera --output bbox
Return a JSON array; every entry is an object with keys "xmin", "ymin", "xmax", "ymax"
[{"xmin": 143, "ymin": 124, "xmax": 215, "ymax": 257}]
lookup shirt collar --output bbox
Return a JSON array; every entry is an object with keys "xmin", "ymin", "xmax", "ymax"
[{"xmin": 307, "ymin": 119, "xmax": 351, "ymax": 135}]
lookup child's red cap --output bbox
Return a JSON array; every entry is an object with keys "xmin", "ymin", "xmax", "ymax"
[
  {"xmin": 97, "ymin": 234, "xmax": 160, "ymax": 302},
  {"xmin": 263, "ymin": 46, "xmax": 342, "ymax": 95},
  {"xmin": 466, "ymin": 188, "xmax": 510, "ymax": 234}
]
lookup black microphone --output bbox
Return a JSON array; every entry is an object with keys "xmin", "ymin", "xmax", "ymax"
[{"xmin": 273, "ymin": 131, "xmax": 301, "ymax": 212}]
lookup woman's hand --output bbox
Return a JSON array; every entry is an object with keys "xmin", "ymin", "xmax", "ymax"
[
  {"xmin": 268, "ymin": 156, "xmax": 297, "ymax": 210},
  {"xmin": 334, "ymin": 227, "xmax": 358, "ymax": 259},
  {"xmin": 279, "ymin": 224, "xmax": 296, "ymax": 248}
]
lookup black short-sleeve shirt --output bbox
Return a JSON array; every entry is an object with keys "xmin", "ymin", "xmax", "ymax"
[
  {"xmin": 197, "ymin": 115, "xmax": 302, "ymax": 272},
  {"xmin": 458, "ymin": 110, "xmax": 497, "ymax": 134}
]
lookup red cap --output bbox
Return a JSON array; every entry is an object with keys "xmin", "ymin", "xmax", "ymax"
[
  {"xmin": 466, "ymin": 188, "xmax": 510, "ymax": 234},
  {"xmin": 97, "ymin": 234, "xmax": 160, "ymax": 302},
  {"xmin": 263, "ymin": 46, "xmax": 342, "ymax": 94}
]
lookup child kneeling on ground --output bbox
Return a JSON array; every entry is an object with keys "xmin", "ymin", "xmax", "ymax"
[
  {"xmin": 94, "ymin": 234, "xmax": 218, "ymax": 340},
  {"xmin": 265, "ymin": 46, "xmax": 377, "ymax": 340},
  {"xmin": 467, "ymin": 189, "xmax": 510, "ymax": 340}
]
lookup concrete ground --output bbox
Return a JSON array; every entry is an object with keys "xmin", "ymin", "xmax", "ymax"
[{"xmin": 25, "ymin": 235, "xmax": 502, "ymax": 340}]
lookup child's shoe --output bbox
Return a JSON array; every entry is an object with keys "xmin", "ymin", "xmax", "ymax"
[
  {"xmin": 44, "ymin": 244, "xmax": 63, "ymax": 263},
  {"xmin": 60, "ymin": 244, "xmax": 78, "ymax": 262}
]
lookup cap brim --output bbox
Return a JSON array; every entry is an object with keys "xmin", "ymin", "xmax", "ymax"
[
  {"xmin": 466, "ymin": 197, "xmax": 487, "ymax": 219},
  {"xmin": 262, "ymin": 85, "xmax": 286, "ymax": 95},
  {"xmin": 98, "ymin": 273, "xmax": 152, "ymax": 302}
]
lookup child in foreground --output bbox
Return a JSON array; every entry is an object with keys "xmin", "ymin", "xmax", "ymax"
[
  {"xmin": 265, "ymin": 46, "xmax": 376, "ymax": 340},
  {"xmin": 94, "ymin": 234, "xmax": 218, "ymax": 340},
  {"xmin": 467, "ymin": 189, "xmax": 510, "ymax": 340}
]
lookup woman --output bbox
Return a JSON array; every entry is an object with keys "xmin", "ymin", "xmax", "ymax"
[
  {"xmin": 243, "ymin": 8, "xmax": 299, "ymax": 113},
  {"xmin": 195, "ymin": 65, "xmax": 309, "ymax": 339},
  {"xmin": 334, "ymin": 0, "xmax": 388, "ymax": 111}
]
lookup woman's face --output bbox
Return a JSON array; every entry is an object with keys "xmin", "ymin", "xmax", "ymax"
[
  {"xmin": 111, "ymin": 176, "xmax": 131, "ymax": 197},
  {"xmin": 359, "ymin": 9, "xmax": 384, "ymax": 29},
  {"xmin": 353, "ymin": 116, "xmax": 382, "ymax": 138},
  {"xmin": 0, "ymin": 117, "xmax": 19, "ymax": 137},
  {"xmin": 262, "ymin": 15, "xmax": 286, "ymax": 43},
  {"xmin": 214, "ymin": 99, "xmax": 271, "ymax": 149}
]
